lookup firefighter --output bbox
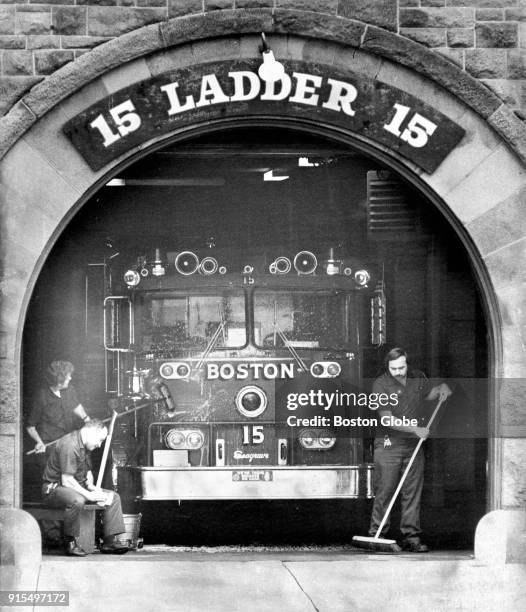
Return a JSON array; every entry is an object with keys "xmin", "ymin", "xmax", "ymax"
[
  {"xmin": 368, "ymin": 347, "xmax": 452, "ymax": 552},
  {"xmin": 42, "ymin": 419, "xmax": 129, "ymax": 556},
  {"xmin": 26, "ymin": 360, "xmax": 91, "ymax": 455}
]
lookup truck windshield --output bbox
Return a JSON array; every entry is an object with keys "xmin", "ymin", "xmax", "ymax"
[
  {"xmin": 253, "ymin": 290, "xmax": 351, "ymax": 350},
  {"xmin": 140, "ymin": 292, "xmax": 246, "ymax": 354}
]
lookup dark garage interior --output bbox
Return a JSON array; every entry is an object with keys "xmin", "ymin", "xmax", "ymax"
[{"xmin": 23, "ymin": 127, "xmax": 488, "ymax": 549}]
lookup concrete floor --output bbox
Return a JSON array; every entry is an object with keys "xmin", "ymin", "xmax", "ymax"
[{"xmin": 13, "ymin": 547, "xmax": 526, "ymax": 612}]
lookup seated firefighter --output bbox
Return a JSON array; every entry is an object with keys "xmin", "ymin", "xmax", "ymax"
[{"xmin": 42, "ymin": 419, "xmax": 129, "ymax": 556}]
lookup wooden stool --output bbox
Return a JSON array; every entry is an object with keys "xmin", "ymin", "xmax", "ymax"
[{"xmin": 23, "ymin": 502, "xmax": 101, "ymax": 553}]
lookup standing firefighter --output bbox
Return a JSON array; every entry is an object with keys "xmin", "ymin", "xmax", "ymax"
[
  {"xmin": 367, "ymin": 347, "xmax": 452, "ymax": 552},
  {"xmin": 26, "ymin": 360, "xmax": 90, "ymax": 455}
]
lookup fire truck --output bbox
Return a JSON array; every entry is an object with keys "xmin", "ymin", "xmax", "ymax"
[{"xmin": 101, "ymin": 246, "xmax": 384, "ymax": 502}]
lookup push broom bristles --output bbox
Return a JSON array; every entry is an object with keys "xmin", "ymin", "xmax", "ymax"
[{"xmin": 351, "ymin": 535, "xmax": 401, "ymax": 552}]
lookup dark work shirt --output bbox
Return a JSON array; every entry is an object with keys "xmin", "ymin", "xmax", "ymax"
[
  {"xmin": 372, "ymin": 370, "xmax": 432, "ymax": 438},
  {"xmin": 27, "ymin": 385, "xmax": 80, "ymax": 443},
  {"xmin": 42, "ymin": 430, "xmax": 92, "ymax": 487}
]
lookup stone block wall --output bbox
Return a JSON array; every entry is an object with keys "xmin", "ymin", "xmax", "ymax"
[
  {"xmin": 399, "ymin": 0, "xmax": 526, "ymax": 114},
  {"xmin": 0, "ymin": 1, "xmax": 525, "ymax": 117}
]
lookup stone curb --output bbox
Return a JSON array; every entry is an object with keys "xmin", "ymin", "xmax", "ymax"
[{"xmin": 0, "ymin": 8, "xmax": 523, "ymax": 164}]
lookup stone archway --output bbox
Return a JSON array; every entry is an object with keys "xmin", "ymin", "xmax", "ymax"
[{"xmin": 0, "ymin": 15, "xmax": 525, "ymax": 557}]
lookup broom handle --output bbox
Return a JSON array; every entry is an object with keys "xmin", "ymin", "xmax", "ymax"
[
  {"xmin": 96, "ymin": 411, "xmax": 117, "ymax": 489},
  {"xmin": 374, "ymin": 396, "xmax": 446, "ymax": 539},
  {"xmin": 26, "ymin": 400, "xmax": 154, "ymax": 455}
]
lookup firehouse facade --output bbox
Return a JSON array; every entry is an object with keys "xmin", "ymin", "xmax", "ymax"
[{"xmin": 0, "ymin": 2, "xmax": 525, "ymax": 562}]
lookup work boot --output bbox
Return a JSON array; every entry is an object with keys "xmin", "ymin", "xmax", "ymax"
[
  {"xmin": 99, "ymin": 535, "xmax": 129, "ymax": 555},
  {"xmin": 401, "ymin": 536, "xmax": 429, "ymax": 553},
  {"xmin": 65, "ymin": 538, "xmax": 87, "ymax": 557}
]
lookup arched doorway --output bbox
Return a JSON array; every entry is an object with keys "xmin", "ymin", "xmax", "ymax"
[
  {"xmin": 1, "ymin": 22, "xmax": 524, "ymax": 557},
  {"xmin": 22, "ymin": 123, "xmax": 489, "ymax": 547}
]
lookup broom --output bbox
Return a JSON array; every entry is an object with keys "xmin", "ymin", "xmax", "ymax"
[
  {"xmin": 26, "ymin": 399, "xmax": 157, "ymax": 455},
  {"xmin": 352, "ymin": 396, "xmax": 446, "ymax": 552}
]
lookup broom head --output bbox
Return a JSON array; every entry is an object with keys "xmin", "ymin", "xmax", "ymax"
[{"xmin": 352, "ymin": 535, "xmax": 401, "ymax": 552}]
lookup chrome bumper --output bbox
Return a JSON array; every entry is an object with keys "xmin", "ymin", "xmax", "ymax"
[{"xmin": 136, "ymin": 464, "xmax": 374, "ymax": 500}]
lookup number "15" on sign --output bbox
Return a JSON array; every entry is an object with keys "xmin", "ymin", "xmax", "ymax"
[
  {"xmin": 383, "ymin": 103, "xmax": 437, "ymax": 148},
  {"xmin": 89, "ymin": 100, "xmax": 141, "ymax": 148}
]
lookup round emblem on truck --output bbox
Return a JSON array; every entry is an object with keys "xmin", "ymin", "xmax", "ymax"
[{"xmin": 235, "ymin": 385, "xmax": 268, "ymax": 418}]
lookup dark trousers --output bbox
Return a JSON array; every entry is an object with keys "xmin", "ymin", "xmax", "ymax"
[
  {"xmin": 43, "ymin": 485, "xmax": 125, "ymax": 539},
  {"xmin": 368, "ymin": 438, "xmax": 424, "ymax": 539},
  {"xmin": 35, "ymin": 453, "xmax": 62, "ymax": 542}
]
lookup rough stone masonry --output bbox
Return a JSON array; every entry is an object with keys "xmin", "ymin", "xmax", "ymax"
[{"xmin": 0, "ymin": 0, "xmax": 525, "ymax": 119}]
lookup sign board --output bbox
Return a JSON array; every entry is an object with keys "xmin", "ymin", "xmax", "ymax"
[{"xmin": 64, "ymin": 59, "xmax": 465, "ymax": 173}]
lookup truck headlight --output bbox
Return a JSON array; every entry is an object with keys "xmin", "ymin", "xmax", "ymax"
[
  {"xmin": 165, "ymin": 429, "xmax": 205, "ymax": 450},
  {"xmin": 299, "ymin": 428, "xmax": 336, "ymax": 450},
  {"xmin": 124, "ymin": 270, "xmax": 140, "ymax": 287},
  {"xmin": 354, "ymin": 269, "xmax": 370, "ymax": 287},
  {"xmin": 310, "ymin": 362, "xmax": 341, "ymax": 378},
  {"xmin": 160, "ymin": 362, "xmax": 190, "ymax": 379}
]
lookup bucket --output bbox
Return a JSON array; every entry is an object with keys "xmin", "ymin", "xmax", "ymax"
[{"xmin": 114, "ymin": 513, "xmax": 143, "ymax": 550}]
